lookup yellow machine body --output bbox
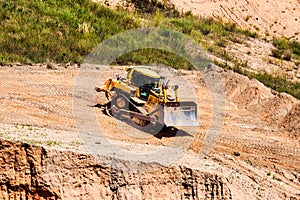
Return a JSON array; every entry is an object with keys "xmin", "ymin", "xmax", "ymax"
[{"xmin": 95, "ymin": 66, "xmax": 199, "ymax": 127}]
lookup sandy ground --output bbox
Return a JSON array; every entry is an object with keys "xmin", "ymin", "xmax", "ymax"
[
  {"xmin": 97, "ymin": 0, "xmax": 300, "ymax": 41},
  {"xmin": 0, "ymin": 64, "xmax": 299, "ymax": 199},
  {"xmin": 1, "ymin": 1, "xmax": 300, "ymax": 199},
  {"xmin": 170, "ymin": 0, "xmax": 300, "ymax": 41}
]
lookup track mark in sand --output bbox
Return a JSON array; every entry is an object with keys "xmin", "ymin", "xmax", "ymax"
[{"xmin": 218, "ymin": 134, "xmax": 300, "ymax": 156}]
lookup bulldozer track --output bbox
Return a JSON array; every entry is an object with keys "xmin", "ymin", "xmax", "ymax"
[{"xmin": 219, "ymin": 135, "xmax": 300, "ymax": 156}]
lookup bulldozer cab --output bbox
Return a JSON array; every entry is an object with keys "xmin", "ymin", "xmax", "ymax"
[{"xmin": 127, "ymin": 67, "xmax": 162, "ymax": 100}]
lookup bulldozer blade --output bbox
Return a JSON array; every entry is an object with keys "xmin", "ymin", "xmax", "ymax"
[{"xmin": 163, "ymin": 101, "xmax": 199, "ymax": 127}]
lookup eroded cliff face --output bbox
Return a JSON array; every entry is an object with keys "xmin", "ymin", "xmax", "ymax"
[
  {"xmin": 0, "ymin": 140, "xmax": 58, "ymax": 200},
  {"xmin": 0, "ymin": 140, "xmax": 231, "ymax": 200}
]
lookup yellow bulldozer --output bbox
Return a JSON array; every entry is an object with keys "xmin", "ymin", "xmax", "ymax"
[{"xmin": 95, "ymin": 66, "xmax": 199, "ymax": 128}]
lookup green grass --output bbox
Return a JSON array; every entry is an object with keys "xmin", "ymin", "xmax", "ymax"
[
  {"xmin": 271, "ymin": 37, "xmax": 300, "ymax": 61},
  {"xmin": 114, "ymin": 49, "xmax": 194, "ymax": 70},
  {"xmin": 46, "ymin": 140, "xmax": 61, "ymax": 146},
  {"xmin": 23, "ymin": 139, "xmax": 43, "ymax": 145},
  {"xmin": 0, "ymin": 0, "xmax": 258, "ymax": 66},
  {"xmin": 250, "ymin": 73, "xmax": 300, "ymax": 99},
  {"xmin": 0, "ymin": 0, "xmax": 138, "ymax": 64}
]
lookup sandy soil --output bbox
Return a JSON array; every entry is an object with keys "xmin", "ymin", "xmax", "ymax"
[
  {"xmin": 1, "ymin": 1, "xmax": 300, "ymax": 199},
  {"xmin": 0, "ymin": 64, "xmax": 299, "ymax": 199},
  {"xmin": 170, "ymin": 0, "xmax": 300, "ymax": 41},
  {"xmin": 97, "ymin": 0, "xmax": 300, "ymax": 41}
]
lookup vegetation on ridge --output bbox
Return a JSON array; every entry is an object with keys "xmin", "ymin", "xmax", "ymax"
[{"xmin": 0, "ymin": 0, "xmax": 299, "ymax": 99}]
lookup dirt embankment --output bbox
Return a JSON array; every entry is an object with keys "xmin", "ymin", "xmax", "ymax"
[
  {"xmin": 0, "ymin": 139, "xmax": 231, "ymax": 200},
  {"xmin": 223, "ymin": 69, "xmax": 300, "ymax": 138},
  {"xmin": 98, "ymin": 0, "xmax": 300, "ymax": 41},
  {"xmin": 171, "ymin": 0, "xmax": 300, "ymax": 41},
  {"xmin": 280, "ymin": 102, "xmax": 300, "ymax": 137}
]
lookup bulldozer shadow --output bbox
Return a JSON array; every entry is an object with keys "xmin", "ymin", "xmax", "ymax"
[
  {"xmin": 94, "ymin": 103, "xmax": 106, "ymax": 109},
  {"xmin": 121, "ymin": 118, "xmax": 194, "ymax": 139},
  {"xmin": 95, "ymin": 103, "xmax": 193, "ymax": 139},
  {"xmin": 153, "ymin": 127, "xmax": 193, "ymax": 139}
]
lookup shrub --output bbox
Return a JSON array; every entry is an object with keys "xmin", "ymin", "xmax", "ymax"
[
  {"xmin": 292, "ymin": 41, "xmax": 300, "ymax": 56},
  {"xmin": 283, "ymin": 52, "xmax": 292, "ymax": 61},
  {"xmin": 273, "ymin": 37, "xmax": 290, "ymax": 50},
  {"xmin": 271, "ymin": 49, "xmax": 284, "ymax": 59},
  {"xmin": 243, "ymin": 29, "xmax": 258, "ymax": 38}
]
